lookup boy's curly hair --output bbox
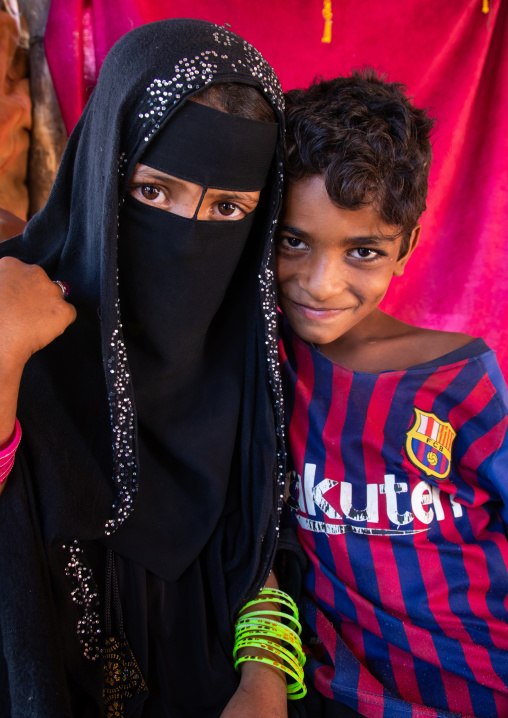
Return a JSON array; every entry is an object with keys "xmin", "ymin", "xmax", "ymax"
[{"xmin": 284, "ymin": 69, "xmax": 435, "ymax": 253}]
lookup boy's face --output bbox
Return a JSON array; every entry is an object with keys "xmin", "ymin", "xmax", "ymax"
[{"xmin": 276, "ymin": 175, "xmax": 418, "ymax": 346}]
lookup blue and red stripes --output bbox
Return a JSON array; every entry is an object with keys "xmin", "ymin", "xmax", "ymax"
[{"xmin": 280, "ymin": 322, "xmax": 508, "ymax": 717}]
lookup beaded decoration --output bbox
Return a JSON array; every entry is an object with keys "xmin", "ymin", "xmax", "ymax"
[
  {"xmin": 63, "ymin": 540, "xmax": 102, "ymax": 660},
  {"xmin": 104, "ymin": 310, "xmax": 138, "ymax": 536},
  {"xmin": 136, "ymin": 28, "xmax": 283, "ymax": 147}
]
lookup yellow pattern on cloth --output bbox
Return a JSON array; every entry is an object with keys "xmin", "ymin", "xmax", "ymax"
[{"xmin": 103, "ymin": 635, "xmax": 148, "ymax": 718}]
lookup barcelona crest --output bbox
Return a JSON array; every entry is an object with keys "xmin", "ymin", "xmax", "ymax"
[{"xmin": 405, "ymin": 408, "xmax": 456, "ymax": 480}]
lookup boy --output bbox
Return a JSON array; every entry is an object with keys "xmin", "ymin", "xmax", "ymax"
[{"xmin": 279, "ymin": 70, "xmax": 508, "ymax": 717}]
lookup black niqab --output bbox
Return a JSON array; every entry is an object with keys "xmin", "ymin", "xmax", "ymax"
[{"xmin": 110, "ymin": 100, "xmax": 278, "ymax": 580}]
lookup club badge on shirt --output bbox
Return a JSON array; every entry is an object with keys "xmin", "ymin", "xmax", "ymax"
[{"xmin": 405, "ymin": 408, "xmax": 456, "ymax": 480}]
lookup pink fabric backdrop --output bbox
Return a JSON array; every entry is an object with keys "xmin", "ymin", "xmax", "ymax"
[{"xmin": 45, "ymin": 0, "xmax": 508, "ymax": 376}]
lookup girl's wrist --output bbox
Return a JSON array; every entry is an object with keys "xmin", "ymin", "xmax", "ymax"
[
  {"xmin": 239, "ymin": 658, "xmax": 287, "ymax": 689},
  {"xmin": 0, "ymin": 351, "xmax": 28, "ymax": 382},
  {"xmin": 0, "ymin": 361, "xmax": 24, "ymax": 448},
  {"xmin": 0, "ymin": 418, "xmax": 22, "ymax": 487}
]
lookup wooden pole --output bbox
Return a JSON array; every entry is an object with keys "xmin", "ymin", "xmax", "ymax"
[{"xmin": 18, "ymin": 0, "xmax": 67, "ymax": 217}]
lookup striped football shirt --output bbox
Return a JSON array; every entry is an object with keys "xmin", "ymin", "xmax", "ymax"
[{"xmin": 280, "ymin": 319, "xmax": 508, "ymax": 718}]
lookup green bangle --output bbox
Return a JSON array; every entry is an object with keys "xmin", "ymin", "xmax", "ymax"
[
  {"xmin": 234, "ymin": 588, "xmax": 306, "ymax": 700},
  {"xmin": 234, "ymin": 654, "xmax": 307, "ymax": 700},
  {"xmin": 235, "ymin": 639, "xmax": 306, "ymax": 668},
  {"xmin": 236, "ymin": 616, "xmax": 302, "ymax": 643},
  {"xmin": 238, "ymin": 588, "xmax": 299, "ymax": 620},
  {"xmin": 235, "ymin": 628, "xmax": 304, "ymax": 660},
  {"xmin": 236, "ymin": 609, "xmax": 302, "ymax": 635},
  {"xmin": 257, "ymin": 587, "xmax": 300, "ymax": 607},
  {"xmin": 234, "ymin": 625, "xmax": 306, "ymax": 666},
  {"xmin": 234, "ymin": 637, "xmax": 305, "ymax": 674}
]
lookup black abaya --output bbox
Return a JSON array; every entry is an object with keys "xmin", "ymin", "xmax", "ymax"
[{"xmin": 0, "ymin": 19, "xmax": 285, "ymax": 717}]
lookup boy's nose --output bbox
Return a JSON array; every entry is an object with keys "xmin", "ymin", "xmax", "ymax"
[{"xmin": 303, "ymin": 256, "xmax": 345, "ymax": 302}]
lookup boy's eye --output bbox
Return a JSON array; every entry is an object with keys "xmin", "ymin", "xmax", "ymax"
[
  {"xmin": 349, "ymin": 247, "xmax": 379, "ymax": 260},
  {"xmin": 278, "ymin": 235, "xmax": 307, "ymax": 250}
]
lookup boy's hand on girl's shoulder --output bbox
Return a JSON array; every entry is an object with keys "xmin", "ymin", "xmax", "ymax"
[{"xmin": 220, "ymin": 661, "xmax": 288, "ymax": 718}]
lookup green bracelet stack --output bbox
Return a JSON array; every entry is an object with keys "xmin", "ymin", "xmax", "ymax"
[{"xmin": 233, "ymin": 587, "xmax": 307, "ymax": 699}]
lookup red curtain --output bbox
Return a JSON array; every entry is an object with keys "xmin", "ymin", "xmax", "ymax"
[{"xmin": 45, "ymin": 0, "xmax": 508, "ymax": 377}]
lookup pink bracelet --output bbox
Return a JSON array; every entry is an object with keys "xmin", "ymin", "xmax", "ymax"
[{"xmin": 0, "ymin": 419, "xmax": 22, "ymax": 485}]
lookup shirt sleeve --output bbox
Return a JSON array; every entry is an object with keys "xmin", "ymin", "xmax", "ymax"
[{"xmin": 466, "ymin": 353, "xmax": 508, "ymax": 527}]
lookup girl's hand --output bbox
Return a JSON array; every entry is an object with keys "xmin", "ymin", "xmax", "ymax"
[
  {"xmin": 0, "ymin": 257, "xmax": 76, "ymax": 476},
  {"xmin": 221, "ymin": 570, "xmax": 289, "ymax": 717},
  {"xmin": 220, "ymin": 661, "xmax": 288, "ymax": 718},
  {"xmin": 0, "ymin": 256, "xmax": 76, "ymax": 372}
]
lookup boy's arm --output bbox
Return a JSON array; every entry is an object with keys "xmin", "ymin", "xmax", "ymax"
[
  {"xmin": 484, "ymin": 374, "xmax": 508, "ymax": 529},
  {"xmin": 220, "ymin": 571, "xmax": 288, "ymax": 718},
  {"xmin": 448, "ymin": 353, "xmax": 508, "ymax": 531}
]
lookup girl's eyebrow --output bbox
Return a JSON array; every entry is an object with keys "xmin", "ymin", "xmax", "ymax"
[
  {"xmin": 211, "ymin": 191, "xmax": 259, "ymax": 207},
  {"xmin": 131, "ymin": 168, "xmax": 183, "ymax": 183}
]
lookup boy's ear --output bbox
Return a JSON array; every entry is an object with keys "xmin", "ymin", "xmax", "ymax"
[{"xmin": 393, "ymin": 225, "xmax": 420, "ymax": 276}]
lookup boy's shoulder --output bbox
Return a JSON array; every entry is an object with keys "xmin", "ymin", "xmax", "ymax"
[
  {"xmin": 319, "ymin": 310, "xmax": 479, "ymax": 373},
  {"xmin": 391, "ymin": 322, "xmax": 477, "ymax": 369}
]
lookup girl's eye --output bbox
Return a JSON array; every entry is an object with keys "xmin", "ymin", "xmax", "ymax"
[
  {"xmin": 140, "ymin": 185, "xmax": 161, "ymax": 201},
  {"xmin": 217, "ymin": 202, "xmax": 238, "ymax": 217}
]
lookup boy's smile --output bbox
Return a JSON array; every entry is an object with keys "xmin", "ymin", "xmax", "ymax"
[{"xmin": 276, "ymin": 175, "xmax": 419, "ymax": 351}]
